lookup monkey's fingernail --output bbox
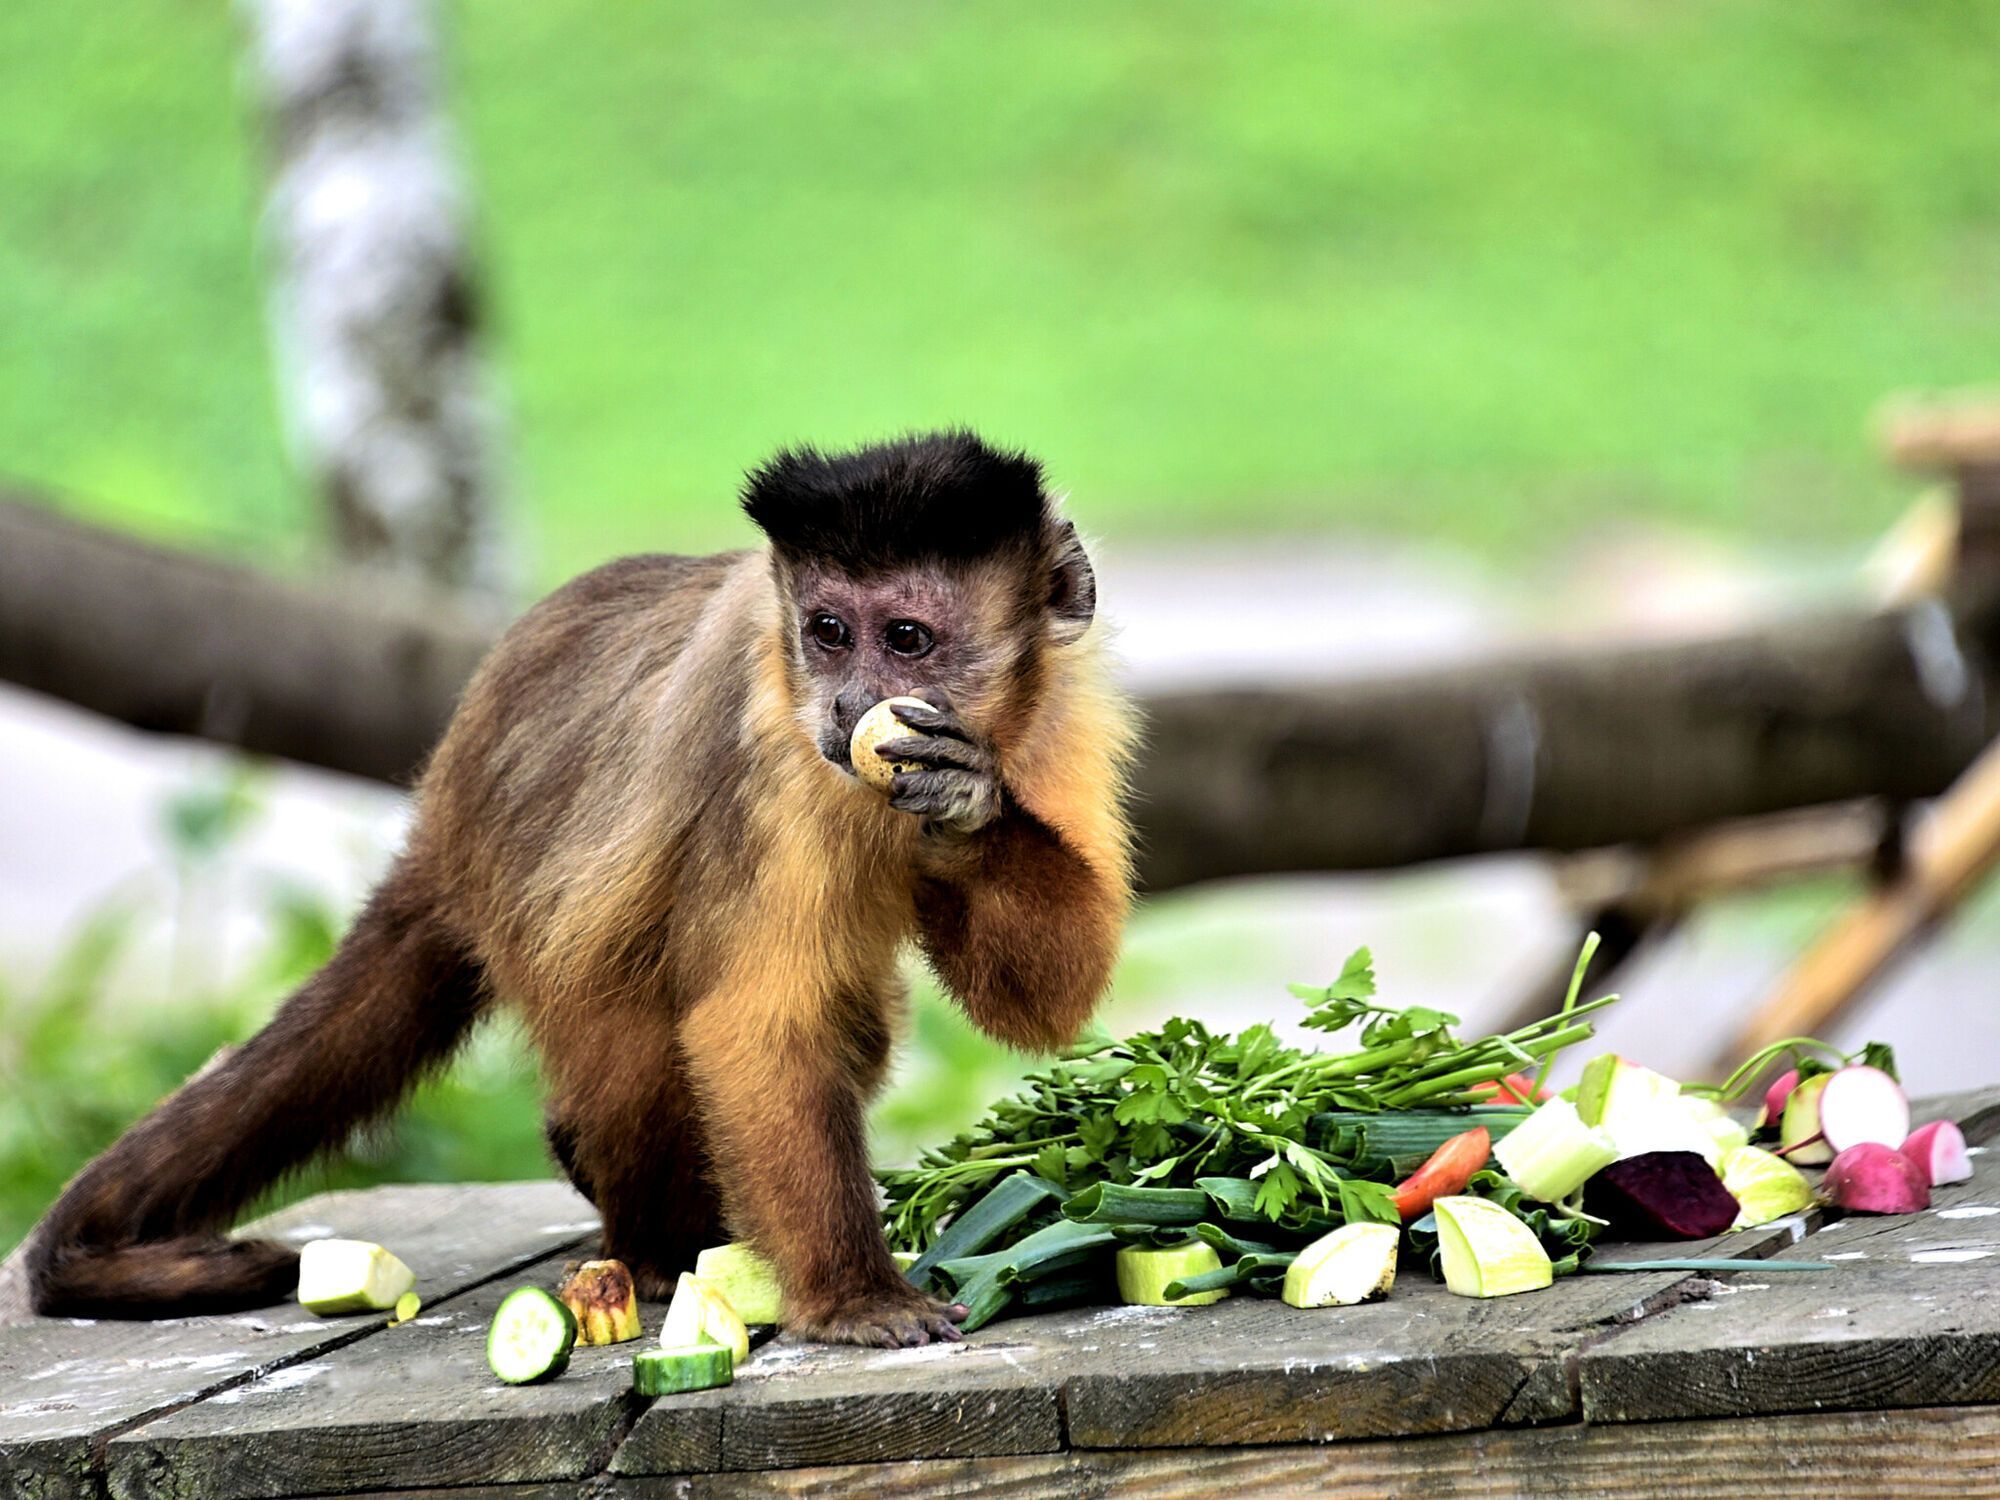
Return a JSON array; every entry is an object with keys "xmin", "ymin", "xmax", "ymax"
[{"xmin": 947, "ymin": 1302, "xmax": 970, "ymax": 1321}]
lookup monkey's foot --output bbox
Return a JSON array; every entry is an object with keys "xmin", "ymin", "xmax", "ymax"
[{"xmin": 788, "ymin": 1287, "xmax": 968, "ymax": 1348}]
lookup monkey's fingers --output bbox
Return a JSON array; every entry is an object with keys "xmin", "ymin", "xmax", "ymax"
[
  {"xmin": 889, "ymin": 768, "xmax": 999, "ymax": 829},
  {"xmin": 889, "ymin": 700, "xmax": 971, "ymax": 741},
  {"xmin": 873, "ymin": 734, "xmax": 984, "ymax": 772}
]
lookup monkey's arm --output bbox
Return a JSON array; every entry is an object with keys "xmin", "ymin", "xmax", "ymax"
[
  {"xmin": 681, "ymin": 980, "xmax": 964, "ymax": 1346},
  {"xmin": 911, "ymin": 800, "xmax": 1124, "ymax": 1051},
  {"xmin": 881, "ymin": 698, "xmax": 1126, "ymax": 1050}
]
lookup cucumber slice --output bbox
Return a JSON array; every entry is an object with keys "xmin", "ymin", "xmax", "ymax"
[
  {"xmin": 487, "ymin": 1287, "xmax": 578, "ymax": 1384},
  {"xmin": 634, "ymin": 1343, "xmax": 734, "ymax": 1396},
  {"xmin": 1114, "ymin": 1241, "xmax": 1227, "ymax": 1306}
]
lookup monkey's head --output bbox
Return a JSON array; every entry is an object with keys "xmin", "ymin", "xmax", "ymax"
[{"xmin": 742, "ymin": 431, "xmax": 1097, "ymax": 772}]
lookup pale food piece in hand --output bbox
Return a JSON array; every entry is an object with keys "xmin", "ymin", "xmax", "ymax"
[{"xmin": 850, "ymin": 696, "xmax": 937, "ymax": 793}]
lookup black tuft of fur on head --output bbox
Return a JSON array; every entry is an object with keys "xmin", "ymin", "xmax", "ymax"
[{"xmin": 742, "ymin": 431, "xmax": 1051, "ymax": 574}]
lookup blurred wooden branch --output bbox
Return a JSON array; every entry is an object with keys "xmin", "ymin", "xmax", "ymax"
[
  {"xmin": 6, "ymin": 495, "xmax": 2000, "ymax": 893},
  {"xmin": 1727, "ymin": 734, "xmax": 2000, "ymax": 1069}
]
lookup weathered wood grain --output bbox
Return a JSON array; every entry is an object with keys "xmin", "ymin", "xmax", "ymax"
[
  {"xmin": 1057, "ymin": 1280, "xmax": 1573, "ymax": 1449},
  {"xmin": 104, "ymin": 1272, "xmax": 636, "ymax": 1500},
  {"xmin": 626, "ymin": 1402, "xmax": 2000, "ymax": 1498},
  {"xmin": 359, "ymin": 1403, "xmax": 2000, "ymax": 1498},
  {"xmin": 0, "ymin": 1182, "xmax": 595, "ymax": 1500},
  {"xmin": 614, "ymin": 1332, "xmax": 1061, "ymax": 1474},
  {"xmin": 1579, "ymin": 1259, "xmax": 2000, "ymax": 1423}
]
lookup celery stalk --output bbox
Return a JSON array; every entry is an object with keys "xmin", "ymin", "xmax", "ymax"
[{"xmin": 1491, "ymin": 1097, "xmax": 1618, "ymax": 1203}]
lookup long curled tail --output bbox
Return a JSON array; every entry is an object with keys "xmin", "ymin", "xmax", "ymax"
[{"xmin": 28, "ymin": 867, "xmax": 488, "ymax": 1318}]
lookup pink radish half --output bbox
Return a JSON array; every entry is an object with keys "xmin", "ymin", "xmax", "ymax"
[
  {"xmin": 1822, "ymin": 1142, "xmax": 1930, "ymax": 1214},
  {"xmin": 1756, "ymin": 1068, "xmax": 1799, "ymax": 1130},
  {"xmin": 1816, "ymin": 1066, "xmax": 1910, "ymax": 1153},
  {"xmin": 1902, "ymin": 1119, "xmax": 1973, "ymax": 1186}
]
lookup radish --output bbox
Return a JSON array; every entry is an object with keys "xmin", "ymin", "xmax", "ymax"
[
  {"xmin": 1755, "ymin": 1068, "xmax": 1799, "ymax": 1131},
  {"xmin": 1822, "ymin": 1143, "xmax": 1930, "ymax": 1215},
  {"xmin": 1778, "ymin": 1073, "xmax": 1835, "ymax": 1165},
  {"xmin": 1817, "ymin": 1066, "xmax": 1910, "ymax": 1153},
  {"xmin": 1902, "ymin": 1119, "xmax": 1973, "ymax": 1187}
]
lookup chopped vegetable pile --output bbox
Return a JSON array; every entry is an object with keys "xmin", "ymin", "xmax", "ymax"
[
  {"xmin": 878, "ymin": 938, "xmax": 1955, "ymax": 1331},
  {"xmin": 879, "ymin": 941, "xmax": 1613, "ymax": 1326}
]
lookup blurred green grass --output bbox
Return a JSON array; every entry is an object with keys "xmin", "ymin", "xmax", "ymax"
[{"xmin": 4, "ymin": 2, "xmax": 1997, "ymax": 585}]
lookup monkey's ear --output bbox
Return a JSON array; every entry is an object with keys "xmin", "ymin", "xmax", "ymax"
[{"xmin": 1046, "ymin": 520, "xmax": 1097, "ymax": 646}]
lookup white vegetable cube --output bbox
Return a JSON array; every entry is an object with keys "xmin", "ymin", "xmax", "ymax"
[
  {"xmin": 1280, "ymin": 1222, "xmax": 1400, "ymax": 1308},
  {"xmin": 693, "ymin": 1242, "xmax": 784, "ymax": 1325},
  {"xmin": 1433, "ymin": 1197, "xmax": 1552, "ymax": 1298},
  {"xmin": 296, "ymin": 1239, "xmax": 416, "ymax": 1315},
  {"xmin": 660, "ymin": 1272, "xmax": 750, "ymax": 1364}
]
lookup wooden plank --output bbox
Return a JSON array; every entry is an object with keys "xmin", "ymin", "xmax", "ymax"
[
  {"xmin": 1578, "ymin": 1258, "xmax": 2000, "ymax": 1424},
  {"xmin": 1579, "ymin": 1147, "xmax": 2000, "ymax": 1423},
  {"xmin": 0, "ymin": 1182, "xmax": 596, "ymax": 1500},
  {"xmin": 613, "ymin": 1330, "xmax": 1062, "ymax": 1474},
  {"xmin": 536, "ymin": 1403, "xmax": 2000, "ymax": 1498},
  {"xmin": 609, "ymin": 1203, "xmax": 1818, "ymax": 1474},
  {"xmin": 103, "ymin": 1269, "xmax": 638, "ymax": 1500},
  {"xmin": 1056, "ymin": 1279, "xmax": 1576, "ymax": 1449}
]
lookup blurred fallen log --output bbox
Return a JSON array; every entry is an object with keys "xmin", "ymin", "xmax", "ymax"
[
  {"xmin": 5, "ymin": 495, "xmax": 2000, "ymax": 893},
  {"xmin": 1135, "ymin": 604, "xmax": 1999, "ymax": 889},
  {"xmin": 1496, "ymin": 801, "xmax": 1897, "ymax": 1033},
  {"xmin": 0, "ymin": 496, "xmax": 493, "ymax": 784}
]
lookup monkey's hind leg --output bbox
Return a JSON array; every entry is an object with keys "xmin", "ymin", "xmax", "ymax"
[{"xmin": 542, "ymin": 1017, "xmax": 724, "ymax": 1301}]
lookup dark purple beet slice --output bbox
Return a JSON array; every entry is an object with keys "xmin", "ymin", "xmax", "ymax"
[{"xmin": 1582, "ymin": 1151, "xmax": 1739, "ymax": 1240}]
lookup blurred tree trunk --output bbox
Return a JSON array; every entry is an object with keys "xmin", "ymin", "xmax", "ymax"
[{"xmin": 244, "ymin": 0, "xmax": 512, "ymax": 595}]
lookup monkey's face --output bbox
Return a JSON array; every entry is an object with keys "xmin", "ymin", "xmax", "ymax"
[{"xmin": 783, "ymin": 558, "xmax": 1028, "ymax": 772}]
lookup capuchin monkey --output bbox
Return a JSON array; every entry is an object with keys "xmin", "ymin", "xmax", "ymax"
[{"xmin": 29, "ymin": 432, "xmax": 1136, "ymax": 1346}]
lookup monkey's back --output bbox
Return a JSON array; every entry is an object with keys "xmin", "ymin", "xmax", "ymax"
[{"xmin": 410, "ymin": 549, "xmax": 764, "ymax": 1001}]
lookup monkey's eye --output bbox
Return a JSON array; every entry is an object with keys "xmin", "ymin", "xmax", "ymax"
[
  {"xmin": 884, "ymin": 620, "xmax": 934, "ymax": 658},
  {"xmin": 807, "ymin": 612, "xmax": 851, "ymax": 650}
]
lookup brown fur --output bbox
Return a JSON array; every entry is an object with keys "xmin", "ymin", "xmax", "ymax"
[{"xmin": 29, "ymin": 480, "xmax": 1135, "ymax": 1345}]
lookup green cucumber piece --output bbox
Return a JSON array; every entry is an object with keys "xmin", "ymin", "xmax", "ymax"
[
  {"xmin": 1116, "ymin": 1241, "xmax": 1226, "ymax": 1306},
  {"xmin": 633, "ymin": 1343, "xmax": 734, "ymax": 1396},
  {"xmin": 487, "ymin": 1287, "xmax": 577, "ymax": 1385}
]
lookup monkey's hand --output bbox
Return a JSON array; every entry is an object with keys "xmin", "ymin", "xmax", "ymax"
[{"xmin": 876, "ymin": 697, "xmax": 1001, "ymax": 835}]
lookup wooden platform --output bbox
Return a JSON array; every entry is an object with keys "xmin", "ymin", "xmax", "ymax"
[{"xmin": 4, "ymin": 1089, "xmax": 1998, "ymax": 1499}]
